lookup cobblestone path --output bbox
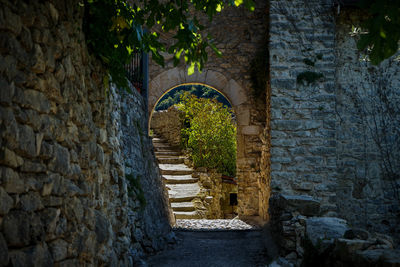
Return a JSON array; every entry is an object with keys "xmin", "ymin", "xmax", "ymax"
[{"xmin": 145, "ymin": 219, "xmax": 270, "ymax": 267}]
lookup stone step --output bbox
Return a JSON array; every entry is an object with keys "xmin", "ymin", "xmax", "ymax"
[
  {"xmin": 163, "ymin": 175, "xmax": 198, "ymax": 184},
  {"xmin": 153, "ymin": 142, "xmax": 173, "ymax": 148},
  {"xmin": 154, "ymin": 146, "xmax": 180, "ymax": 152},
  {"xmin": 158, "ymin": 157, "xmax": 185, "ymax": 164},
  {"xmin": 159, "ymin": 164, "xmax": 193, "ymax": 175},
  {"xmin": 152, "ymin": 138, "xmax": 166, "ymax": 144},
  {"xmin": 168, "ymin": 183, "xmax": 200, "ymax": 202},
  {"xmin": 174, "ymin": 211, "xmax": 201, "ymax": 219},
  {"xmin": 171, "ymin": 202, "xmax": 195, "ymax": 212},
  {"xmin": 155, "ymin": 151, "xmax": 181, "ymax": 156}
]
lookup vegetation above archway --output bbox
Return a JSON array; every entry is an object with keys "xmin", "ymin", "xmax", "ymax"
[
  {"xmin": 155, "ymin": 84, "xmax": 231, "ymax": 111},
  {"xmin": 83, "ymin": 0, "xmax": 255, "ymax": 90}
]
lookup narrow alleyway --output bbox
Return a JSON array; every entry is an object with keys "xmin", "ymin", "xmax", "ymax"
[{"xmin": 145, "ymin": 228, "xmax": 270, "ymax": 267}]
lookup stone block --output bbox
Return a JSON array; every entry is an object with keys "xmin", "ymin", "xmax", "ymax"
[
  {"xmin": 31, "ymin": 44, "xmax": 46, "ymax": 73},
  {"xmin": 354, "ymin": 249, "xmax": 400, "ymax": 267},
  {"xmin": 305, "ymin": 217, "xmax": 348, "ymax": 248},
  {"xmin": 0, "ymin": 147, "xmax": 24, "ymax": 168},
  {"xmin": 0, "ymin": 78, "xmax": 15, "ymax": 105},
  {"xmin": 203, "ymin": 70, "xmax": 229, "ymax": 93},
  {"xmin": 94, "ymin": 210, "xmax": 111, "ymax": 244},
  {"xmin": 292, "ymin": 182, "xmax": 313, "ymax": 191},
  {"xmin": 1, "ymin": 167, "xmax": 25, "ymax": 193},
  {"xmin": 241, "ymin": 125, "xmax": 261, "ymax": 135},
  {"xmin": 9, "ymin": 242, "xmax": 53, "ymax": 267},
  {"xmin": 236, "ymin": 108, "xmax": 250, "ymax": 126},
  {"xmin": 224, "ymin": 79, "xmax": 247, "ymax": 106},
  {"xmin": 0, "ymin": 187, "xmax": 13, "ymax": 215},
  {"xmin": 64, "ymin": 197, "xmax": 83, "ymax": 223},
  {"xmin": 20, "ymin": 191, "xmax": 44, "ymax": 212},
  {"xmin": 49, "ymin": 239, "xmax": 68, "ymax": 262},
  {"xmin": 48, "ymin": 144, "xmax": 70, "ymax": 176},
  {"xmin": 21, "ymin": 160, "xmax": 46, "ymax": 173},
  {"xmin": 0, "ymin": 6, "xmax": 22, "ymax": 35},
  {"xmin": 0, "ymin": 233, "xmax": 9, "ymax": 266},
  {"xmin": 271, "ymin": 97, "xmax": 295, "ymax": 109},
  {"xmin": 280, "ymin": 194, "xmax": 320, "ymax": 216},
  {"xmin": 272, "ymin": 120, "xmax": 302, "ymax": 131},
  {"xmin": 14, "ymin": 89, "xmax": 51, "ymax": 113},
  {"xmin": 16, "ymin": 124, "xmax": 36, "ymax": 157},
  {"xmin": 3, "ymin": 210, "xmax": 31, "ymax": 247}
]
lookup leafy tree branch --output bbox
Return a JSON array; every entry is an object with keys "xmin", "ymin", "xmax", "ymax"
[{"xmin": 83, "ymin": 0, "xmax": 255, "ymax": 89}]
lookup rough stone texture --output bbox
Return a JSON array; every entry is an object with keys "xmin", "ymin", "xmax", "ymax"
[
  {"xmin": 194, "ymin": 170, "xmax": 239, "ymax": 219},
  {"xmin": 269, "ymin": 193, "xmax": 399, "ymax": 267},
  {"xmin": 335, "ymin": 10, "xmax": 400, "ymax": 241},
  {"xmin": 151, "ymin": 107, "xmax": 182, "ymax": 147},
  {"xmin": 305, "ymin": 217, "xmax": 349, "ymax": 247},
  {"xmin": 0, "ymin": 1, "xmax": 172, "ymax": 266},
  {"xmin": 269, "ymin": 0, "xmax": 400, "ymax": 243},
  {"xmin": 269, "ymin": 0, "xmax": 338, "ymax": 216},
  {"xmin": 148, "ymin": 1, "xmax": 269, "ymax": 219}
]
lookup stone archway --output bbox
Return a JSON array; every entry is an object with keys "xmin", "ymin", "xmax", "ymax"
[{"xmin": 149, "ymin": 68, "xmax": 268, "ymax": 220}]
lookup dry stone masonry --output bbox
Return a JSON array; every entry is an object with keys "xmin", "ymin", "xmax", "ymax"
[
  {"xmin": 151, "ymin": 109, "xmax": 239, "ymax": 220},
  {"xmin": 269, "ymin": 0, "xmax": 400, "ymax": 243},
  {"xmin": 268, "ymin": 194, "xmax": 400, "ymax": 266},
  {"xmin": 0, "ymin": 1, "xmax": 172, "ymax": 266},
  {"xmin": 1, "ymin": 0, "xmax": 400, "ymax": 266},
  {"xmin": 148, "ymin": 2, "xmax": 270, "ymax": 219}
]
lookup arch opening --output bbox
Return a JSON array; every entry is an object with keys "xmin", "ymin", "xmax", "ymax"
[
  {"xmin": 148, "ymin": 68, "xmax": 269, "ymax": 223},
  {"xmin": 150, "ymin": 83, "xmax": 239, "ymax": 219}
]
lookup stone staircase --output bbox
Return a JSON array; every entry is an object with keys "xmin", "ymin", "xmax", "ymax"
[{"xmin": 152, "ymin": 134, "xmax": 202, "ymax": 219}]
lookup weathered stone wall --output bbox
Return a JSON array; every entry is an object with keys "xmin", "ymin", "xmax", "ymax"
[
  {"xmin": 335, "ymin": 10, "xmax": 400, "ymax": 239},
  {"xmin": 269, "ymin": 0, "xmax": 400, "ymax": 241},
  {"xmin": 268, "ymin": 193, "xmax": 398, "ymax": 267},
  {"xmin": 150, "ymin": 107, "xmax": 182, "ymax": 147},
  {"xmin": 0, "ymin": 1, "xmax": 171, "ymax": 266},
  {"xmin": 269, "ymin": 0, "xmax": 338, "ymax": 215},
  {"xmin": 194, "ymin": 169, "xmax": 239, "ymax": 219},
  {"xmin": 148, "ymin": 0, "xmax": 270, "ymax": 219}
]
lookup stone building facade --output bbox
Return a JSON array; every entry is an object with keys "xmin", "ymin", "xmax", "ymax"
[
  {"xmin": 0, "ymin": 0, "xmax": 399, "ymax": 265},
  {"xmin": 148, "ymin": 0, "xmax": 400, "ymax": 240},
  {"xmin": 269, "ymin": 0, "xmax": 400, "ymax": 239},
  {"xmin": 0, "ymin": 1, "xmax": 172, "ymax": 266},
  {"xmin": 148, "ymin": 1, "xmax": 270, "ymax": 220}
]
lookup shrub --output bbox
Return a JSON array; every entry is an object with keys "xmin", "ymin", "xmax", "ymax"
[{"xmin": 177, "ymin": 93, "xmax": 236, "ymax": 176}]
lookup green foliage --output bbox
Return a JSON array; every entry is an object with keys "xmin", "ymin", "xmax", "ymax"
[
  {"xmin": 156, "ymin": 84, "xmax": 230, "ymax": 111},
  {"xmin": 126, "ymin": 174, "xmax": 146, "ymax": 209},
  {"xmin": 83, "ymin": 0, "xmax": 255, "ymax": 90},
  {"xmin": 296, "ymin": 71, "xmax": 323, "ymax": 85},
  {"xmin": 357, "ymin": 0, "xmax": 400, "ymax": 65},
  {"xmin": 178, "ymin": 93, "xmax": 236, "ymax": 176}
]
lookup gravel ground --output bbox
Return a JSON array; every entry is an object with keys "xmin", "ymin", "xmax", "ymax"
[
  {"xmin": 174, "ymin": 218, "xmax": 260, "ymax": 231},
  {"xmin": 144, "ymin": 219, "xmax": 271, "ymax": 267}
]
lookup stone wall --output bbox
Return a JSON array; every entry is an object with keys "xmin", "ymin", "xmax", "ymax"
[
  {"xmin": 269, "ymin": 0, "xmax": 400, "ymax": 242},
  {"xmin": 335, "ymin": 10, "xmax": 400, "ymax": 239},
  {"xmin": 0, "ymin": 1, "xmax": 172, "ymax": 266},
  {"xmin": 148, "ymin": 0, "xmax": 270, "ymax": 219},
  {"xmin": 269, "ymin": 0, "xmax": 338, "ymax": 215},
  {"xmin": 268, "ymin": 193, "xmax": 399, "ymax": 267},
  {"xmin": 150, "ymin": 107, "xmax": 182, "ymax": 148}
]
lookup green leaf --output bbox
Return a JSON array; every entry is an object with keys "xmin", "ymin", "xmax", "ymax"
[{"xmin": 188, "ymin": 62, "xmax": 195, "ymax": 75}]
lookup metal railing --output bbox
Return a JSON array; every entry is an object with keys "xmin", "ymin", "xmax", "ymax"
[{"xmin": 125, "ymin": 49, "xmax": 149, "ymax": 111}]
